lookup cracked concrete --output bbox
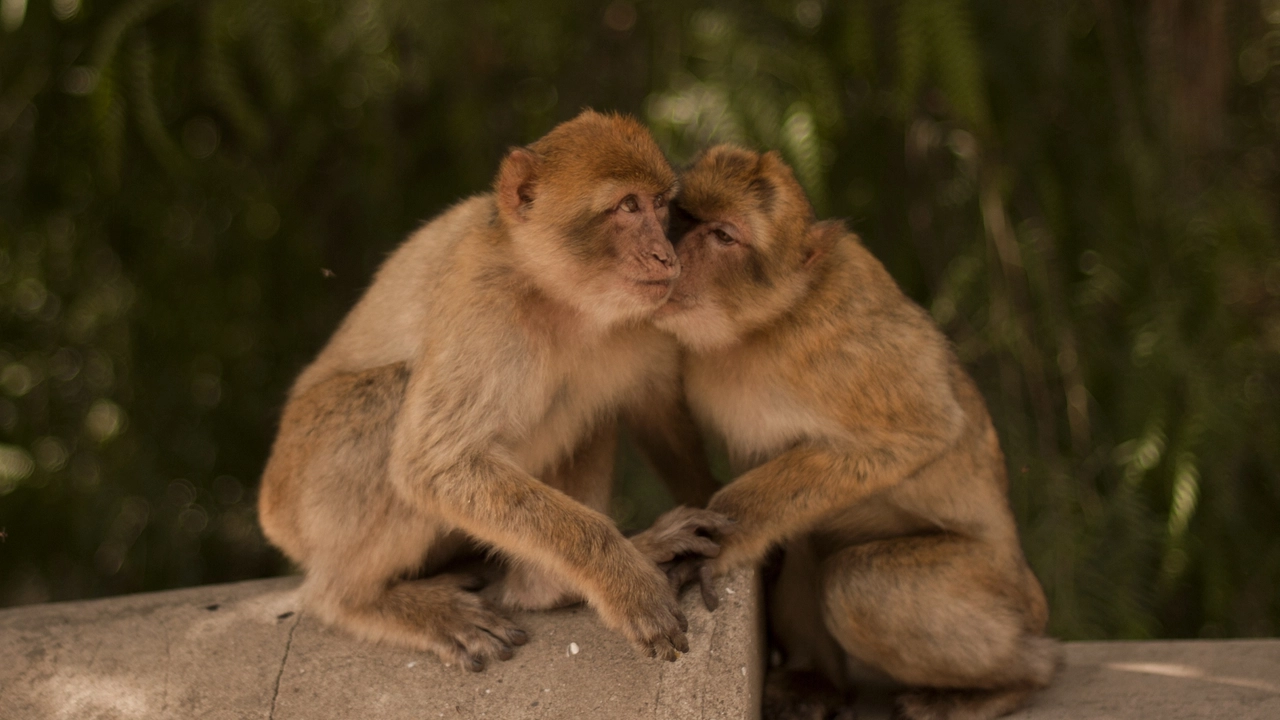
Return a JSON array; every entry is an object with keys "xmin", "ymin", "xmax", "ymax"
[
  {"xmin": 0, "ymin": 570, "xmax": 763, "ymax": 720},
  {"xmin": 0, "ymin": 577, "xmax": 301, "ymax": 719},
  {"xmin": 3, "ymin": 573, "xmax": 1278, "ymax": 719},
  {"xmin": 267, "ymin": 610, "xmax": 301, "ymax": 720}
]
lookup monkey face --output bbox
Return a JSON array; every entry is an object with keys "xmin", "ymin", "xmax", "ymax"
[
  {"xmin": 495, "ymin": 111, "xmax": 681, "ymax": 328},
  {"xmin": 655, "ymin": 146, "xmax": 818, "ymax": 352}
]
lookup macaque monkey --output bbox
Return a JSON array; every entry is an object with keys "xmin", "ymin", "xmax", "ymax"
[
  {"xmin": 654, "ymin": 146, "xmax": 1058, "ymax": 719},
  {"xmin": 258, "ymin": 111, "xmax": 726, "ymax": 672}
]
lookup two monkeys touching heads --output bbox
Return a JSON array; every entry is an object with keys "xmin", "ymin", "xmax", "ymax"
[{"xmin": 257, "ymin": 110, "xmax": 1058, "ymax": 720}]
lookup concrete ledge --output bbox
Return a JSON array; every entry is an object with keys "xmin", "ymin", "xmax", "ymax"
[
  {"xmin": 1008, "ymin": 639, "xmax": 1280, "ymax": 720},
  {"xmin": 0, "ymin": 570, "xmax": 764, "ymax": 720},
  {"xmin": 3, "ymin": 574, "xmax": 1278, "ymax": 719}
]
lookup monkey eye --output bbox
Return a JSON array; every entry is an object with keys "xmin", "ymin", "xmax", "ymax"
[
  {"xmin": 620, "ymin": 195, "xmax": 640, "ymax": 213},
  {"xmin": 711, "ymin": 227, "xmax": 737, "ymax": 245},
  {"xmin": 653, "ymin": 194, "xmax": 667, "ymax": 209}
]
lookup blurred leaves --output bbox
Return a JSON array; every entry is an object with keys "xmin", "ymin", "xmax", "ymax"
[{"xmin": 1, "ymin": 0, "xmax": 1278, "ymax": 641}]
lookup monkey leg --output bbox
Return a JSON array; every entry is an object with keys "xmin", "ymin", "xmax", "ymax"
[
  {"xmin": 818, "ymin": 535, "xmax": 1059, "ymax": 720},
  {"xmin": 264, "ymin": 364, "xmax": 526, "ymax": 670},
  {"xmin": 296, "ymin": 470, "xmax": 528, "ymax": 671},
  {"xmin": 304, "ymin": 564, "xmax": 528, "ymax": 672},
  {"xmin": 761, "ymin": 668, "xmax": 855, "ymax": 720},
  {"xmin": 764, "ymin": 540, "xmax": 858, "ymax": 720}
]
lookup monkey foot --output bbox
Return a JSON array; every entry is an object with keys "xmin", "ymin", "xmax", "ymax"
[{"xmin": 762, "ymin": 668, "xmax": 857, "ymax": 720}]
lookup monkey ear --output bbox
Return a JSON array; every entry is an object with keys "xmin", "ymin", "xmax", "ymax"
[
  {"xmin": 802, "ymin": 219, "xmax": 845, "ymax": 268},
  {"xmin": 496, "ymin": 148, "xmax": 541, "ymax": 220}
]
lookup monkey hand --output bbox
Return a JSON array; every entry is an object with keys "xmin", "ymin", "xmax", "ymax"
[
  {"xmin": 592, "ymin": 550, "xmax": 692, "ymax": 662},
  {"xmin": 628, "ymin": 506, "xmax": 733, "ymax": 613},
  {"xmin": 629, "ymin": 506, "xmax": 734, "ymax": 564}
]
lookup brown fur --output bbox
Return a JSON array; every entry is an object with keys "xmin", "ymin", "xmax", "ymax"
[
  {"xmin": 258, "ymin": 111, "xmax": 724, "ymax": 671},
  {"xmin": 654, "ymin": 145, "xmax": 1059, "ymax": 718}
]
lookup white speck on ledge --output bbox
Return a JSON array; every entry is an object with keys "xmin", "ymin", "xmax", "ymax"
[
  {"xmin": 725, "ymin": 587, "xmax": 736, "ymax": 595},
  {"xmin": 569, "ymin": 642, "xmax": 580, "ymax": 655},
  {"xmin": 406, "ymin": 661, "xmax": 416, "ymax": 668}
]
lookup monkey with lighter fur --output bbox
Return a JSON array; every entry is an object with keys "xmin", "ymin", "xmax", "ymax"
[
  {"xmin": 258, "ymin": 111, "xmax": 727, "ymax": 672},
  {"xmin": 653, "ymin": 146, "xmax": 1059, "ymax": 720}
]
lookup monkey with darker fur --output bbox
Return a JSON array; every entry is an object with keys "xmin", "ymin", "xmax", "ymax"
[
  {"xmin": 654, "ymin": 145, "xmax": 1058, "ymax": 719},
  {"xmin": 258, "ymin": 111, "xmax": 727, "ymax": 672}
]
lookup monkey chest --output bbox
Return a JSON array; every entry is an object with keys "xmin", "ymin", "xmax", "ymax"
[
  {"xmin": 514, "ymin": 343, "xmax": 653, "ymax": 474},
  {"xmin": 687, "ymin": 367, "xmax": 834, "ymax": 467}
]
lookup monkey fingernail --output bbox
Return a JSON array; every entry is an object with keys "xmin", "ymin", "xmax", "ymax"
[
  {"xmin": 468, "ymin": 656, "xmax": 485, "ymax": 672},
  {"xmin": 509, "ymin": 629, "xmax": 529, "ymax": 645},
  {"xmin": 497, "ymin": 644, "xmax": 514, "ymax": 661}
]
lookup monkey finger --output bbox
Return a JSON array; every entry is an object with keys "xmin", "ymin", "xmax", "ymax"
[
  {"xmin": 479, "ymin": 628, "xmax": 515, "ymax": 661},
  {"xmin": 671, "ymin": 630, "xmax": 690, "ymax": 654},
  {"xmin": 453, "ymin": 631, "xmax": 498, "ymax": 669},
  {"xmin": 665, "ymin": 560, "xmax": 699, "ymax": 591},
  {"xmin": 680, "ymin": 536, "xmax": 722, "ymax": 558},
  {"xmin": 650, "ymin": 636, "xmax": 680, "ymax": 662},
  {"xmin": 447, "ymin": 640, "xmax": 486, "ymax": 673},
  {"xmin": 629, "ymin": 534, "xmax": 674, "ymax": 564},
  {"xmin": 698, "ymin": 564, "xmax": 719, "ymax": 611},
  {"xmin": 651, "ymin": 548, "xmax": 677, "ymax": 564},
  {"xmin": 678, "ymin": 509, "xmax": 737, "ymax": 535},
  {"xmin": 473, "ymin": 617, "xmax": 527, "ymax": 655}
]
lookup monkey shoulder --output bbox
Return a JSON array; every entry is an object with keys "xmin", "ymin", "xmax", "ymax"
[
  {"xmin": 289, "ymin": 196, "xmax": 499, "ymax": 396},
  {"xmin": 806, "ymin": 246, "xmax": 964, "ymax": 423}
]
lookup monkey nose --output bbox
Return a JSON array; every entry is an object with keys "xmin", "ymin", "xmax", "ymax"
[
  {"xmin": 637, "ymin": 242, "xmax": 680, "ymax": 282},
  {"xmin": 651, "ymin": 251, "xmax": 676, "ymax": 269}
]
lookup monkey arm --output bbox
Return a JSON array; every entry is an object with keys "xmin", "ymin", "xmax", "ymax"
[
  {"xmin": 428, "ymin": 451, "xmax": 649, "ymax": 586},
  {"xmin": 384, "ymin": 342, "xmax": 670, "ymax": 615},
  {"xmin": 706, "ymin": 426, "xmax": 957, "ymax": 571}
]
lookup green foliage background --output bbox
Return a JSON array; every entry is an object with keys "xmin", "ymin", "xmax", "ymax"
[{"xmin": 2, "ymin": 0, "xmax": 1278, "ymax": 640}]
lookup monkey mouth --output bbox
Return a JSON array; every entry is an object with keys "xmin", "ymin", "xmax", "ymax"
[
  {"xmin": 632, "ymin": 278, "xmax": 676, "ymax": 303},
  {"xmin": 635, "ymin": 278, "xmax": 675, "ymax": 287}
]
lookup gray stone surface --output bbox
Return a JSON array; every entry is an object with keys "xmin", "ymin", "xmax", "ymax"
[
  {"xmin": 849, "ymin": 639, "xmax": 1280, "ymax": 720},
  {"xmin": 4, "ymin": 574, "xmax": 1279, "ymax": 720},
  {"xmin": 1009, "ymin": 639, "xmax": 1280, "ymax": 720},
  {"xmin": 0, "ymin": 570, "xmax": 763, "ymax": 720}
]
